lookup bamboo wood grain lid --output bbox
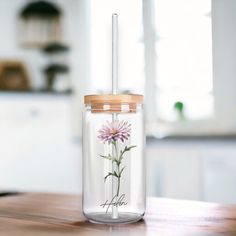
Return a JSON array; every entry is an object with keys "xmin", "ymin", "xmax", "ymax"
[{"xmin": 84, "ymin": 94, "xmax": 143, "ymax": 104}]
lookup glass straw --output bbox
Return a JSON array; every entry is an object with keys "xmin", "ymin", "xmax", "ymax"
[{"xmin": 111, "ymin": 13, "xmax": 118, "ymax": 219}]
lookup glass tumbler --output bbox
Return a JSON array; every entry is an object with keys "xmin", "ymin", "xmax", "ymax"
[{"xmin": 82, "ymin": 94, "xmax": 145, "ymax": 224}]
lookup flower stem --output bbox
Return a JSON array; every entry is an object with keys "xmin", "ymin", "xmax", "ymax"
[
  {"xmin": 113, "ymin": 141, "xmax": 121, "ymax": 197},
  {"xmin": 117, "ymin": 176, "xmax": 120, "ymax": 197}
]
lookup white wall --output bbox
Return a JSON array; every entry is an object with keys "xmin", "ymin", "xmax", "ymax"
[{"xmin": 212, "ymin": 0, "xmax": 236, "ymax": 132}]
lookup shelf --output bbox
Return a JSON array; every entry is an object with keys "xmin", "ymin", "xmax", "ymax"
[{"xmin": 0, "ymin": 90, "xmax": 73, "ymax": 96}]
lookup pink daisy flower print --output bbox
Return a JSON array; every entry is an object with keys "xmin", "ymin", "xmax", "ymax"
[{"xmin": 98, "ymin": 120, "xmax": 131, "ymax": 144}]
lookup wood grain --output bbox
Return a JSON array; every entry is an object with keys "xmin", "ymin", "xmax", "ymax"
[{"xmin": 0, "ymin": 193, "xmax": 236, "ymax": 235}]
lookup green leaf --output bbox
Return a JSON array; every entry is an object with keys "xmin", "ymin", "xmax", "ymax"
[
  {"xmin": 119, "ymin": 145, "xmax": 137, "ymax": 162},
  {"xmin": 119, "ymin": 166, "xmax": 125, "ymax": 177},
  {"xmin": 104, "ymin": 171, "xmax": 119, "ymax": 182},
  {"xmin": 104, "ymin": 172, "xmax": 113, "ymax": 182},
  {"xmin": 114, "ymin": 159, "xmax": 120, "ymax": 166},
  {"xmin": 113, "ymin": 171, "xmax": 119, "ymax": 178},
  {"xmin": 125, "ymin": 145, "xmax": 137, "ymax": 151},
  {"xmin": 99, "ymin": 154, "xmax": 115, "ymax": 161}
]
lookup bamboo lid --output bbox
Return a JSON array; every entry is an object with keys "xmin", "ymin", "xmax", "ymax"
[{"xmin": 84, "ymin": 94, "xmax": 143, "ymax": 104}]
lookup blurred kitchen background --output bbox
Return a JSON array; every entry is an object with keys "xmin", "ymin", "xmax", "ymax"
[{"xmin": 1, "ymin": 0, "xmax": 236, "ymax": 204}]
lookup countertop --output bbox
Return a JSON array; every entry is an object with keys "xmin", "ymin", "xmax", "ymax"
[{"xmin": 1, "ymin": 192, "xmax": 236, "ymax": 235}]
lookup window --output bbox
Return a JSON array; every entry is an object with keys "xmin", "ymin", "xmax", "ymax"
[
  {"xmin": 89, "ymin": 0, "xmax": 213, "ymax": 135},
  {"xmin": 153, "ymin": 0, "xmax": 213, "ymax": 122}
]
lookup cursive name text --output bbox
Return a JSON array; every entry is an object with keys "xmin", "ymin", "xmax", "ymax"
[{"xmin": 100, "ymin": 194, "xmax": 128, "ymax": 213}]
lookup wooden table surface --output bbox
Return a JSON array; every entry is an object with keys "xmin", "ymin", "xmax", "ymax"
[{"xmin": 0, "ymin": 193, "xmax": 236, "ymax": 236}]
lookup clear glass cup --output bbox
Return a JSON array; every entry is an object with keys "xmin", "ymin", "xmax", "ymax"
[{"xmin": 82, "ymin": 94, "xmax": 145, "ymax": 224}]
